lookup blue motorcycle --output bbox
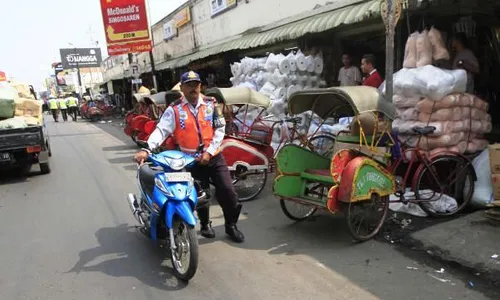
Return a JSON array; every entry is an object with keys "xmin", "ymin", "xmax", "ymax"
[{"xmin": 127, "ymin": 150, "xmax": 207, "ymax": 281}]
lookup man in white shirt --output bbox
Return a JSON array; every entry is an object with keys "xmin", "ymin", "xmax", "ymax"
[
  {"xmin": 134, "ymin": 71, "xmax": 245, "ymax": 243},
  {"xmin": 337, "ymin": 54, "xmax": 362, "ymax": 86}
]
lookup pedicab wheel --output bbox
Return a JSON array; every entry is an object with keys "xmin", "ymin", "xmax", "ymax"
[
  {"xmin": 231, "ymin": 168, "xmax": 268, "ymax": 202},
  {"xmin": 169, "ymin": 218, "xmax": 199, "ymax": 281},
  {"xmin": 280, "ymin": 199, "xmax": 317, "ymax": 221},
  {"xmin": 345, "ymin": 194, "xmax": 389, "ymax": 242},
  {"xmin": 415, "ymin": 155, "xmax": 475, "ymax": 217},
  {"xmin": 309, "ymin": 134, "xmax": 336, "ymax": 157}
]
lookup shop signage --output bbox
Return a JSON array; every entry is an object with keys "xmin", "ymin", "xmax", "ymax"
[
  {"xmin": 131, "ymin": 78, "xmax": 142, "ymax": 84},
  {"xmin": 100, "ymin": 0, "xmax": 152, "ymax": 56},
  {"xmin": 129, "ymin": 63, "xmax": 142, "ymax": 79},
  {"xmin": 0, "ymin": 71, "xmax": 6, "ymax": 82},
  {"xmin": 164, "ymin": 20, "xmax": 177, "ymax": 40},
  {"xmin": 54, "ymin": 63, "xmax": 67, "ymax": 87},
  {"xmin": 210, "ymin": 0, "xmax": 237, "ymax": 18},
  {"xmin": 59, "ymin": 48, "xmax": 103, "ymax": 69},
  {"xmin": 174, "ymin": 7, "xmax": 191, "ymax": 28}
]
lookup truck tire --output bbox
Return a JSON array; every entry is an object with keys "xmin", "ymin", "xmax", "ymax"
[{"xmin": 40, "ymin": 162, "xmax": 51, "ymax": 174}]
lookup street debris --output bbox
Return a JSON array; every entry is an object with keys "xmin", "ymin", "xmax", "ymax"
[
  {"xmin": 491, "ymin": 254, "xmax": 498, "ymax": 259},
  {"xmin": 468, "ymin": 281, "xmax": 475, "ymax": 287},
  {"xmin": 406, "ymin": 266, "xmax": 419, "ymax": 270},
  {"xmin": 435, "ymin": 268, "xmax": 445, "ymax": 273},
  {"xmin": 428, "ymin": 273, "xmax": 452, "ymax": 284}
]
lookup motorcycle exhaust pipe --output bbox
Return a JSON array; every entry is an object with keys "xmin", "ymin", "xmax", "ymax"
[{"xmin": 127, "ymin": 193, "xmax": 145, "ymax": 225}]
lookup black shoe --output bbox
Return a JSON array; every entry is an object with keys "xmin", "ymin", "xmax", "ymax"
[
  {"xmin": 200, "ymin": 221, "xmax": 215, "ymax": 238},
  {"xmin": 225, "ymin": 224, "xmax": 244, "ymax": 243}
]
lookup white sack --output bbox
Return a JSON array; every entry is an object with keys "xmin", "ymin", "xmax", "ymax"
[
  {"xmin": 471, "ymin": 149, "xmax": 494, "ymax": 207},
  {"xmin": 295, "ymin": 50, "xmax": 307, "ymax": 71}
]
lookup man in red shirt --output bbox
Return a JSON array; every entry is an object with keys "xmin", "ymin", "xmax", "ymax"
[{"xmin": 361, "ymin": 54, "xmax": 383, "ymax": 88}]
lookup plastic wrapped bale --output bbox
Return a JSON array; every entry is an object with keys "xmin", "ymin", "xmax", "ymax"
[
  {"xmin": 416, "ymin": 30, "xmax": 432, "ymax": 67},
  {"xmin": 403, "ymin": 32, "xmax": 418, "ymax": 68},
  {"xmin": 0, "ymin": 85, "xmax": 17, "ymax": 119},
  {"xmin": 428, "ymin": 27, "xmax": 450, "ymax": 61},
  {"xmin": 0, "ymin": 116, "xmax": 28, "ymax": 129}
]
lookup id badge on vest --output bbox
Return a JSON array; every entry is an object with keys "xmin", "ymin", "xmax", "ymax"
[{"xmin": 204, "ymin": 106, "xmax": 213, "ymax": 122}]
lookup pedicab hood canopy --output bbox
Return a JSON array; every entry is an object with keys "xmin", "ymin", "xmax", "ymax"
[
  {"xmin": 287, "ymin": 86, "xmax": 396, "ymax": 120},
  {"xmin": 205, "ymin": 87, "xmax": 271, "ymax": 108},
  {"xmin": 143, "ymin": 91, "xmax": 182, "ymax": 107}
]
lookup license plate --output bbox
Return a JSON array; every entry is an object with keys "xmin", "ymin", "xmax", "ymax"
[
  {"xmin": 0, "ymin": 152, "xmax": 10, "ymax": 162},
  {"xmin": 164, "ymin": 172, "xmax": 192, "ymax": 182}
]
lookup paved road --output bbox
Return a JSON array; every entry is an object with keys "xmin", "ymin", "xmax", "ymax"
[{"xmin": 0, "ymin": 119, "xmax": 495, "ymax": 300}]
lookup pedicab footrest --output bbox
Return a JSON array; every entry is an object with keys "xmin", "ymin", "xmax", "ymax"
[{"xmin": 300, "ymin": 169, "xmax": 334, "ymax": 185}]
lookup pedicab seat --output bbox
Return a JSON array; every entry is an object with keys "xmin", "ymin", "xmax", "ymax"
[{"xmin": 300, "ymin": 169, "xmax": 334, "ymax": 185}]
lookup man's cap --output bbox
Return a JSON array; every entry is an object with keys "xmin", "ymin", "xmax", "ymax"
[{"xmin": 180, "ymin": 71, "xmax": 202, "ymax": 84}]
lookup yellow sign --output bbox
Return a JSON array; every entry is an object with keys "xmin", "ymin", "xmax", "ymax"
[
  {"xmin": 106, "ymin": 25, "xmax": 149, "ymax": 42},
  {"xmin": 174, "ymin": 7, "xmax": 191, "ymax": 28}
]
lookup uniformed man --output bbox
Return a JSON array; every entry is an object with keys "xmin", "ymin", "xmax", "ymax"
[
  {"xmin": 66, "ymin": 93, "xmax": 79, "ymax": 121},
  {"xmin": 134, "ymin": 71, "xmax": 245, "ymax": 243},
  {"xmin": 58, "ymin": 96, "xmax": 68, "ymax": 122},
  {"xmin": 48, "ymin": 96, "xmax": 59, "ymax": 122}
]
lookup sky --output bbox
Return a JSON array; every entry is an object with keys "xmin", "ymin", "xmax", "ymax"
[{"xmin": 0, "ymin": 0, "xmax": 187, "ymax": 91}]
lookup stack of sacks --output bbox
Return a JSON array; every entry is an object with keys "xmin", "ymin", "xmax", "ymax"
[
  {"xmin": 0, "ymin": 84, "xmax": 17, "ymax": 120},
  {"xmin": 403, "ymin": 27, "xmax": 450, "ymax": 69},
  {"xmin": 389, "ymin": 27, "xmax": 491, "ymax": 156},
  {"xmin": 395, "ymin": 93, "xmax": 491, "ymax": 155},
  {"xmin": 229, "ymin": 49, "xmax": 327, "ymax": 150},
  {"xmin": 14, "ymin": 98, "xmax": 43, "ymax": 125}
]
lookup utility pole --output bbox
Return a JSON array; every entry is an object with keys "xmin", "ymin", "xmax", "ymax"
[
  {"xmin": 146, "ymin": 0, "xmax": 158, "ymax": 90},
  {"xmin": 69, "ymin": 43, "xmax": 83, "ymax": 97},
  {"xmin": 381, "ymin": 0, "xmax": 402, "ymax": 103}
]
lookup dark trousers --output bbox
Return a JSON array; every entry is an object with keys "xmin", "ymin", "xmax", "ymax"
[
  {"xmin": 51, "ymin": 109, "xmax": 58, "ymax": 122},
  {"xmin": 190, "ymin": 154, "xmax": 240, "ymax": 225},
  {"xmin": 61, "ymin": 109, "xmax": 68, "ymax": 121},
  {"xmin": 68, "ymin": 107, "xmax": 78, "ymax": 121}
]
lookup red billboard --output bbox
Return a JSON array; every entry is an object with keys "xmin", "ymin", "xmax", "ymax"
[
  {"xmin": 100, "ymin": 0, "xmax": 152, "ymax": 56},
  {"xmin": 0, "ymin": 71, "xmax": 6, "ymax": 82}
]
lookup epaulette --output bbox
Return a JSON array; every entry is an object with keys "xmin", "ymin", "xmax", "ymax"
[{"xmin": 170, "ymin": 99, "xmax": 183, "ymax": 107}]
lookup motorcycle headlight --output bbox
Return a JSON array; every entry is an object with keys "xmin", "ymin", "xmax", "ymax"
[
  {"xmin": 154, "ymin": 177, "xmax": 173, "ymax": 197},
  {"xmin": 166, "ymin": 157, "xmax": 186, "ymax": 171}
]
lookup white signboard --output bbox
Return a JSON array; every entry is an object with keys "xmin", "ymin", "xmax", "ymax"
[
  {"xmin": 210, "ymin": 0, "xmax": 237, "ymax": 17},
  {"xmin": 129, "ymin": 63, "xmax": 142, "ymax": 79},
  {"xmin": 131, "ymin": 78, "xmax": 142, "ymax": 84},
  {"xmin": 164, "ymin": 20, "xmax": 176, "ymax": 40}
]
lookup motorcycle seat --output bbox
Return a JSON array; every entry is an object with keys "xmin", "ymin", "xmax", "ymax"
[{"xmin": 139, "ymin": 164, "xmax": 163, "ymax": 196}]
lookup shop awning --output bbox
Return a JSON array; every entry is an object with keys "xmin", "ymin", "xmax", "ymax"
[{"xmin": 156, "ymin": 0, "xmax": 381, "ymax": 70}]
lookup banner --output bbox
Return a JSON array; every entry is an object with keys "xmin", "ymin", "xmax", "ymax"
[
  {"xmin": 174, "ymin": 7, "xmax": 191, "ymax": 28},
  {"xmin": 0, "ymin": 71, "xmax": 6, "ymax": 82},
  {"xmin": 210, "ymin": 0, "xmax": 237, "ymax": 17},
  {"xmin": 59, "ymin": 48, "xmax": 102, "ymax": 69},
  {"xmin": 100, "ymin": 0, "xmax": 152, "ymax": 56},
  {"xmin": 54, "ymin": 63, "xmax": 67, "ymax": 86}
]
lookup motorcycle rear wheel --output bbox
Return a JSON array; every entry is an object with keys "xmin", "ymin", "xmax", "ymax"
[{"xmin": 170, "ymin": 219, "xmax": 199, "ymax": 281}]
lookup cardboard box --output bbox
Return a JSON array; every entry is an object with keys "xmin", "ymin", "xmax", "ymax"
[
  {"xmin": 488, "ymin": 144, "xmax": 500, "ymax": 174},
  {"xmin": 491, "ymin": 174, "xmax": 500, "ymax": 200}
]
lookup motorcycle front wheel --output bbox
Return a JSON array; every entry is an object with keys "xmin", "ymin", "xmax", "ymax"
[{"xmin": 170, "ymin": 218, "xmax": 199, "ymax": 281}]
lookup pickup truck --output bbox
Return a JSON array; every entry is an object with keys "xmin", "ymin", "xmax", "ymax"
[
  {"xmin": 0, "ymin": 85, "xmax": 52, "ymax": 175},
  {"xmin": 0, "ymin": 121, "xmax": 52, "ymax": 174}
]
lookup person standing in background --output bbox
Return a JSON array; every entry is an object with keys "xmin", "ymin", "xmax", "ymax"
[
  {"xmin": 66, "ymin": 93, "xmax": 79, "ymax": 122},
  {"xmin": 48, "ymin": 96, "xmax": 59, "ymax": 122},
  {"xmin": 58, "ymin": 96, "xmax": 68, "ymax": 122},
  {"xmin": 337, "ymin": 54, "xmax": 362, "ymax": 86},
  {"xmin": 451, "ymin": 33, "xmax": 479, "ymax": 94},
  {"xmin": 361, "ymin": 54, "xmax": 383, "ymax": 88}
]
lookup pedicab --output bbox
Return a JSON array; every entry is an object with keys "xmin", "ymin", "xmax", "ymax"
[
  {"xmin": 204, "ymin": 87, "xmax": 278, "ymax": 201},
  {"xmin": 126, "ymin": 92, "xmax": 153, "ymax": 147},
  {"xmin": 273, "ymin": 86, "xmax": 397, "ymax": 241}
]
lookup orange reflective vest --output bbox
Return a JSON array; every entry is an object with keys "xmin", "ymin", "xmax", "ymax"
[{"xmin": 172, "ymin": 97, "xmax": 220, "ymax": 155}]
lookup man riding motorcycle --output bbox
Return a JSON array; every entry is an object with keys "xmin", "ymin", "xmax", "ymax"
[{"xmin": 134, "ymin": 71, "xmax": 245, "ymax": 243}]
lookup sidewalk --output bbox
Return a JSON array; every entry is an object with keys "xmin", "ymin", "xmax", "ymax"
[{"xmin": 408, "ymin": 211, "xmax": 500, "ymax": 286}]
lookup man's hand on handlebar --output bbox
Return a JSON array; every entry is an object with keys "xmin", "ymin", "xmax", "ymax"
[
  {"xmin": 197, "ymin": 152, "xmax": 212, "ymax": 165},
  {"xmin": 134, "ymin": 150, "xmax": 149, "ymax": 165}
]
